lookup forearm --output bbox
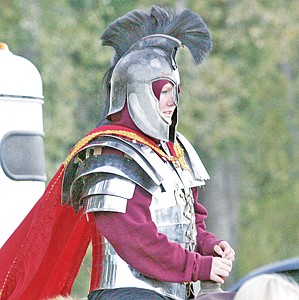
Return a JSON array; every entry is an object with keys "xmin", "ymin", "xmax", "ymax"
[{"xmin": 94, "ymin": 186, "xmax": 213, "ymax": 282}]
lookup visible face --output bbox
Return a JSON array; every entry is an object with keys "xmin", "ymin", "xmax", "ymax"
[{"xmin": 158, "ymin": 82, "xmax": 176, "ymax": 124}]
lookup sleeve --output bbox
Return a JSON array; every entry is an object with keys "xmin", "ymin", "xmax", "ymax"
[
  {"xmin": 94, "ymin": 185, "xmax": 214, "ymax": 283},
  {"xmin": 192, "ymin": 187, "xmax": 222, "ymax": 257}
]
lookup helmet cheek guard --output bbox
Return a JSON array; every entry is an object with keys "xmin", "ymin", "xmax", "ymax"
[{"xmin": 107, "ymin": 36, "xmax": 182, "ymax": 142}]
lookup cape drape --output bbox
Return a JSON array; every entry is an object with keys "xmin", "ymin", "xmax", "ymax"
[
  {"xmin": 0, "ymin": 163, "xmax": 92, "ymax": 300},
  {"xmin": 0, "ymin": 123, "xmax": 106, "ymax": 300},
  {"xmin": 0, "ymin": 125, "xmax": 182, "ymax": 300}
]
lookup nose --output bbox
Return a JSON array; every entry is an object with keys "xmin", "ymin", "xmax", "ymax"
[{"xmin": 167, "ymin": 91, "xmax": 175, "ymax": 106}]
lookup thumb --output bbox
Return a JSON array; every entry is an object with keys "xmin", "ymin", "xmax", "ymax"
[{"xmin": 214, "ymin": 244, "xmax": 224, "ymax": 257}]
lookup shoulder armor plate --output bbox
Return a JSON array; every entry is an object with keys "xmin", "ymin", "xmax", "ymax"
[
  {"xmin": 62, "ymin": 133, "xmax": 209, "ymax": 211},
  {"xmin": 84, "ymin": 174, "xmax": 135, "ymax": 214},
  {"xmin": 176, "ymin": 132, "xmax": 210, "ymax": 181},
  {"xmin": 62, "ymin": 135, "xmax": 164, "ymax": 211}
]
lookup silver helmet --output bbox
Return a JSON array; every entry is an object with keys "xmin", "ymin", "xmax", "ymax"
[{"xmin": 101, "ymin": 6, "xmax": 212, "ymax": 142}]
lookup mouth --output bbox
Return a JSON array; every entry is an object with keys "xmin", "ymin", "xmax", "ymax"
[{"xmin": 163, "ymin": 111, "xmax": 173, "ymax": 116}]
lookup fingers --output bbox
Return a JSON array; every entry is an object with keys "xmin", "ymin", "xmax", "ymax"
[
  {"xmin": 215, "ymin": 241, "xmax": 235, "ymax": 261},
  {"xmin": 210, "ymin": 257, "xmax": 232, "ymax": 284},
  {"xmin": 210, "ymin": 274, "xmax": 225, "ymax": 284},
  {"xmin": 211, "ymin": 242, "xmax": 235, "ymax": 284},
  {"xmin": 224, "ymin": 247, "xmax": 235, "ymax": 261},
  {"xmin": 222, "ymin": 241, "xmax": 235, "ymax": 260}
]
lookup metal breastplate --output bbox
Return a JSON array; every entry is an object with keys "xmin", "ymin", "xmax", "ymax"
[
  {"xmin": 97, "ymin": 145, "xmax": 201, "ymax": 300},
  {"xmin": 151, "ymin": 149, "xmax": 198, "ymax": 252},
  {"xmin": 63, "ymin": 133, "xmax": 209, "ymax": 299}
]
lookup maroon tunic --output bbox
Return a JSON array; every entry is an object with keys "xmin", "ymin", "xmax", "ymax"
[{"xmin": 91, "ymin": 184, "xmax": 221, "ymax": 290}]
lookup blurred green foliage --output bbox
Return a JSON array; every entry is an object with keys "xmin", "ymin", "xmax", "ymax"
[{"xmin": 1, "ymin": 0, "xmax": 298, "ymax": 296}]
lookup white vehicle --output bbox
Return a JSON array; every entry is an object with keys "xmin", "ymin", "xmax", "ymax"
[{"xmin": 0, "ymin": 43, "xmax": 46, "ymax": 247}]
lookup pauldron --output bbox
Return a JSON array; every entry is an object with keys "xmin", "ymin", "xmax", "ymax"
[{"xmin": 62, "ymin": 132, "xmax": 209, "ymax": 213}]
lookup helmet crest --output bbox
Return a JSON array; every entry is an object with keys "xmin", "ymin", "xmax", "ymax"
[{"xmin": 100, "ymin": 6, "xmax": 212, "ymax": 142}]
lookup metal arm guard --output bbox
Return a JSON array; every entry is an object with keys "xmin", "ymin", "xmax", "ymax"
[{"xmin": 62, "ymin": 132, "xmax": 209, "ymax": 213}]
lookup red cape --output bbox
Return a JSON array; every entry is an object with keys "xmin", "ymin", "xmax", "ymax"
[
  {"xmin": 0, "ymin": 125, "xmax": 177, "ymax": 300},
  {"xmin": 0, "ymin": 163, "xmax": 92, "ymax": 300},
  {"xmin": 0, "ymin": 124, "xmax": 107, "ymax": 300}
]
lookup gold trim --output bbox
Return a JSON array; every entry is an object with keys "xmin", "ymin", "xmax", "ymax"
[{"xmin": 63, "ymin": 130, "xmax": 189, "ymax": 170}]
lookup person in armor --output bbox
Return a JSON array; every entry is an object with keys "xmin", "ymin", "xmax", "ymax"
[
  {"xmin": 0, "ymin": 5, "xmax": 235, "ymax": 300},
  {"xmin": 62, "ymin": 6, "xmax": 235, "ymax": 300}
]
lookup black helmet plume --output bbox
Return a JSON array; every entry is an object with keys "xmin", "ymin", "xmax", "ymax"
[{"xmin": 101, "ymin": 6, "xmax": 212, "ymax": 66}]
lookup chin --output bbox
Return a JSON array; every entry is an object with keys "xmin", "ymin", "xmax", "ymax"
[{"xmin": 163, "ymin": 116, "xmax": 172, "ymax": 124}]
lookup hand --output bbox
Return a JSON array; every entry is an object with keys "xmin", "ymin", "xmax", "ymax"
[
  {"xmin": 214, "ymin": 241, "xmax": 235, "ymax": 262},
  {"xmin": 210, "ymin": 256, "xmax": 232, "ymax": 284}
]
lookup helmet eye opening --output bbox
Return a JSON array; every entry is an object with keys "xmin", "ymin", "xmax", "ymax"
[{"xmin": 151, "ymin": 78, "xmax": 179, "ymax": 105}]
